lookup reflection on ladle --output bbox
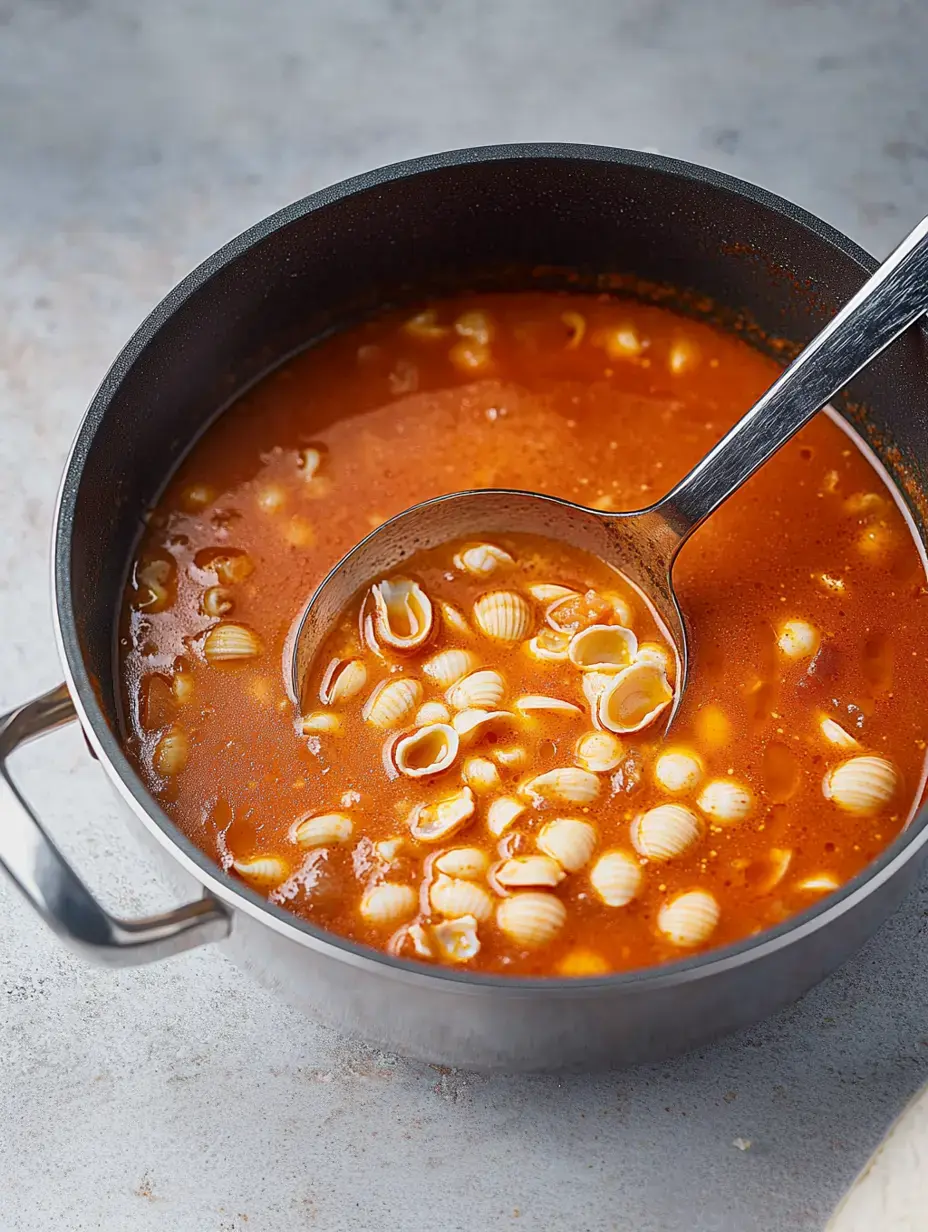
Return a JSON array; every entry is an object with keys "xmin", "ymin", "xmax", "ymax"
[{"xmin": 292, "ymin": 215, "xmax": 928, "ymax": 725}]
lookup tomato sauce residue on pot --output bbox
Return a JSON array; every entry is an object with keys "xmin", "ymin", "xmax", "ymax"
[{"xmin": 119, "ymin": 293, "xmax": 928, "ymax": 977}]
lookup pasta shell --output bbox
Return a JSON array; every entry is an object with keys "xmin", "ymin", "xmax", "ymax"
[
  {"xmin": 631, "ymin": 804, "xmax": 702, "ymax": 861},
  {"xmin": 495, "ymin": 854, "xmax": 566, "ymax": 888},
  {"xmin": 462, "ymin": 756, "xmax": 502, "ymax": 794},
  {"xmin": 635, "ymin": 642, "xmax": 674, "ymax": 674},
  {"xmin": 514, "ymin": 695, "xmax": 582, "ymax": 716},
  {"xmin": 797, "ymin": 872, "xmax": 840, "ymax": 893},
  {"xmin": 320, "ymin": 657, "xmax": 368, "ymax": 705},
  {"xmin": 403, "ymin": 308, "xmax": 449, "ymax": 340},
  {"xmin": 374, "ymin": 837, "xmax": 406, "ymax": 864},
  {"xmin": 451, "ymin": 708, "xmax": 516, "ymax": 743},
  {"xmin": 486, "ymin": 795, "xmax": 527, "ymax": 837},
  {"xmin": 697, "ymin": 779, "xmax": 753, "ymax": 824},
  {"xmin": 232, "ymin": 855, "xmax": 287, "ymax": 887},
  {"xmin": 819, "ymin": 717, "xmax": 860, "ymax": 749},
  {"xmin": 440, "ymin": 601, "xmax": 472, "ymax": 638},
  {"xmin": 390, "ymin": 920, "xmax": 435, "ymax": 960},
  {"xmin": 581, "ymin": 671, "xmax": 613, "ymax": 709},
  {"xmin": 657, "ymin": 889, "xmax": 720, "ymax": 947},
  {"xmin": 172, "ymin": 672, "xmax": 195, "ymax": 706},
  {"xmin": 756, "ymin": 847, "xmax": 793, "ymax": 894},
  {"xmin": 654, "ymin": 749, "xmax": 703, "ymax": 794},
  {"xmin": 597, "ymin": 663, "xmax": 672, "ymax": 734},
  {"xmin": 432, "ymin": 915, "xmax": 481, "ymax": 962},
  {"xmin": 601, "ymin": 591, "xmax": 635, "ymax": 627},
  {"xmin": 823, "ymin": 755, "xmax": 899, "ymax": 815},
  {"xmin": 493, "ymin": 746, "xmax": 527, "ymax": 769},
  {"xmin": 521, "ymin": 767, "xmax": 601, "ymax": 806},
  {"xmin": 409, "ymin": 786, "xmax": 476, "ymax": 842},
  {"xmin": 537, "ymin": 818, "xmax": 597, "ymax": 872},
  {"xmin": 393, "ymin": 723, "xmax": 460, "ymax": 778},
  {"xmin": 153, "ymin": 726, "xmax": 189, "ymax": 776},
  {"xmin": 429, "ymin": 874, "xmax": 493, "ymax": 922},
  {"xmin": 454, "ymin": 309, "xmax": 494, "ymax": 345},
  {"xmin": 301, "ymin": 710, "xmax": 342, "ymax": 735},
  {"xmin": 777, "ymin": 618, "xmax": 820, "ymax": 660},
  {"xmin": 203, "ymin": 621, "xmax": 262, "ymax": 663},
  {"xmin": 434, "ymin": 847, "xmax": 490, "ymax": 879},
  {"xmin": 362, "ymin": 678, "xmax": 422, "ymax": 729},
  {"xmin": 291, "ymin": 811, "xmax": 354, "ymax": 847},
  {"xmin": 453, "ymin": 542, "xmax": 514, "ymax": 578},
  {"xmin": 371, "ymin": 577, "xmax": 434, "ymax": 652},
  {"xmin": 422, "ymin": 648, "xmax": 479, "ymax": 688},
  {"xmin": 568, "ymin": 624, "xmax": 638, "ymax": 672},
  {"xmin": 360, "ymin": 883, "xmax": 418, "ymax": 927},
  {"xmin": 447, "ymin": 669, "xmax": 506, "ymax": 711},
  {"xmin": 574, "ymin": 731, "xmax": 623, "ymax": 773},
  {"xmin": 589, "ymin": 850, "xmax": 642, "ymax": 906},
  {"xmin": 496, "ymin": 893, "xmax": 566, "ymax": 947},
  {"xmin": 527, "ymin": 583, "xmax": 576, "ymax": 606},
  {"xmin": 526, "ymin": 628, "xmax": 571, "ymax": 662},
  {"xmin": 473, "ymin": 591, "xmax": 534, "ymax": 642},
  {"xmin": 202, "ymin": 586, "xmax": 234, "ymax": 617},
  {"xmin": 416, "ymin": 701, "xmax": 451, "ymax": 725}
]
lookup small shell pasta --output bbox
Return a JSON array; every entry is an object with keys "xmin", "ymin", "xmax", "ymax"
[
  {"xmin": 574, "ymin": 731, "xmax": 623, "ymax": 773},
  {"xmin": 429, "ymin": 874, "xmax": 494, "ymax": 921},
  {"xmin": 434, "ymin": 847, "xmax": 490, "ymax": 879},
  {"xmin": 447, "ymin": 669, "xmax": 505, "ymax": 711},
  {"xmin": 453, "ymin": 543, "xmax": 514, "ymax": 578},
  {"xmin": 598, "ymin": 663, "xmax": 673, "ymax": 734},
  {"xmin": 362, "ymin": 678, "xmax": 422, "ymax": 729},
  {"xmin": 371, "ymin": 577, "xmax": 434, "ymax": 651},
  {"xmin": 777, "ymin": 619, "xmax": 820, "ymax": 660},
  {"xmin": 514, "ymin": 695, "xmax": 582, "ymax": 716},
  {"xmin": 473, "ymin": 591, "xmax": 533, "ymax": 642},
  {"xmin": 232, "ymin": 855, "xmax": 288, "ymax": 887},
  {"xmin": 537, "ymin": 818, "xmax": 597, "ymax": 872},
  {"xmin": 409, "ymin": 786, "xmax": 476, "ymax": 842},
  {"xmin": 631, "ymin": 804, "xmax": 702, "ymax": 861},
  {"xmin": 496, "ymin": 892, "xmax": 566, "ymax": 947},
  {"xmin": 203, "ymin": 622, "xmax": 262, "ymax": 663},
  {"xmin": 360, "ymin": 883, "xmax": 418, "ymax": 927},
  {"xmin": 568, "ymin": 624, "xmax": 638, "ymax": 672},
  {"xmin": 291, "ymin": 811, "xmax": 354, "ymax": 847},
  {"xmin": 697, "ymin": 779, "xmax": 753, "ymax": 824},
  {"xmin": 654, "ymin": 750, "xmax": 704, "ymax": 795},
  {"xmin": 432, "ymin": 915, "xmax": 481, "ymax": 962},
  {"xmin": 823, "ymin": 755, "xmax": 899, "ymax": 815},
  {"xmin": 301, "ymin": 711, "xmax": 342, "ymax": 735},
  {"xmin": 462, "ymin": 756, "xmax": 502, "ymax": 794},
  {"xmin": 393, "ymin": 723, "xmax": 460, "ymax": 778},
  {"xmin": 422, "ymin": 648, "xmax": 479, "ymax": 688},
  {"xmin": 153, "ymin": 726, "xmax": 189, "ymax": 776},
  {"xmin": 495, "ymin": 854, "xmax": 565, "ymax": 888},
  {"xmin": 657, "ymin": 890, "xmax": 720, "ymax": 947},
  {"xmin": 521, "ymin": 767, "xmax": 601, "ymax": 806},
  {"xmin": 320, "ymin": 657, "xmax": 368, "ymax": 705},
  {"xmin": 589, "ymin": 850, "xmax": 642, "ymax": 907},
  {"xmin": 486, "ymin": 795, "xmax": 527, "ymax": 837},
  {"xmin": 416, "ymin": 701, "xmax": 452, "ymax": 725}
]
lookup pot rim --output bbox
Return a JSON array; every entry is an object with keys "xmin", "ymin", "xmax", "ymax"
[{"xmin": 53, "ymin": 140, "xmax": 928, "ymax": 994}]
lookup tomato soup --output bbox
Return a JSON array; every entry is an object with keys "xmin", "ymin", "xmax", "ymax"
[{"xmin": 119, "ymin": 294, "xmax": 928, "ymax": 976}]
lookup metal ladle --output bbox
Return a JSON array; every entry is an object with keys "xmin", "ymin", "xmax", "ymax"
[{"xmin": 292, "ymin": 216, "xmax": 928, "ymax": 720}]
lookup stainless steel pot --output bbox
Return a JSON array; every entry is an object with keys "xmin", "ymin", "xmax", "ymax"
[{"xmin": 4, "ymin": 144, "xmax": 928, "ymax": 1071}]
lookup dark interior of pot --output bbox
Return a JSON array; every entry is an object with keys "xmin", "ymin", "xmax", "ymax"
[{"xmin": 57, "ymin": 146, "xmax": 928, "ymax": 779}]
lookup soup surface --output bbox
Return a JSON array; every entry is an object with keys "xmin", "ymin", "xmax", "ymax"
[{"xmin": 120, "ymin": 293, "xmax": 928, "ymax": 976}]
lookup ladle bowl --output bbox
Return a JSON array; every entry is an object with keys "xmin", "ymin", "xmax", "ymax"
[{"xmin": 292, "ymin": 211, "xmax": 928, "ymax": 714}]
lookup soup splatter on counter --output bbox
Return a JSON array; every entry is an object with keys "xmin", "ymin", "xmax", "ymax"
[{"xmin": 120, "ymin": 293, "xmax": 928, "ymax": 976}]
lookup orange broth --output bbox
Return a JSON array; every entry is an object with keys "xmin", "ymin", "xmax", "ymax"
[{"xmin": 119, "ymin": 293, "xmax": 928, "ymax": 976}]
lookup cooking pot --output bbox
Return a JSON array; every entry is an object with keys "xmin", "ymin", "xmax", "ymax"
[{"xmin": 3, "ymin": 144, "xmax": 928, "ymax": 1071}]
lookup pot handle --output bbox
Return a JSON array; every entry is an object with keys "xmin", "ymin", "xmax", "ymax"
[{"xmin": 0, "ymin": 683, "xmax": 231, "ymax": 966}]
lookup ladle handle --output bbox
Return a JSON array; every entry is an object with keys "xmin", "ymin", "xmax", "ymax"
[{"xmin": 655, "ymin": 214, "xmax": 928, "ymax": 541}]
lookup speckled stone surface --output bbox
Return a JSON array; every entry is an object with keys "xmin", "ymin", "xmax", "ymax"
[{"xmin": 3, "ymin": 2, "xmax": 928, "ymax": 1229}]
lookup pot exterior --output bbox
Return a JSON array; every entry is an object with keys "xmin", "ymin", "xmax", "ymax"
[
  {"xmin": 50, "ymin": 146, "xmax": 928, "ymax": 1070},
  {"xmin": 125, "ymin": 786, "xmax": 926, "ymax": 1071}
]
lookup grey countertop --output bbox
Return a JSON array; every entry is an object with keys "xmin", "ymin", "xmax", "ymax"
[{"xmin": 3, "ymin": 2, "xmax": 928, "ymax": 1229}]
